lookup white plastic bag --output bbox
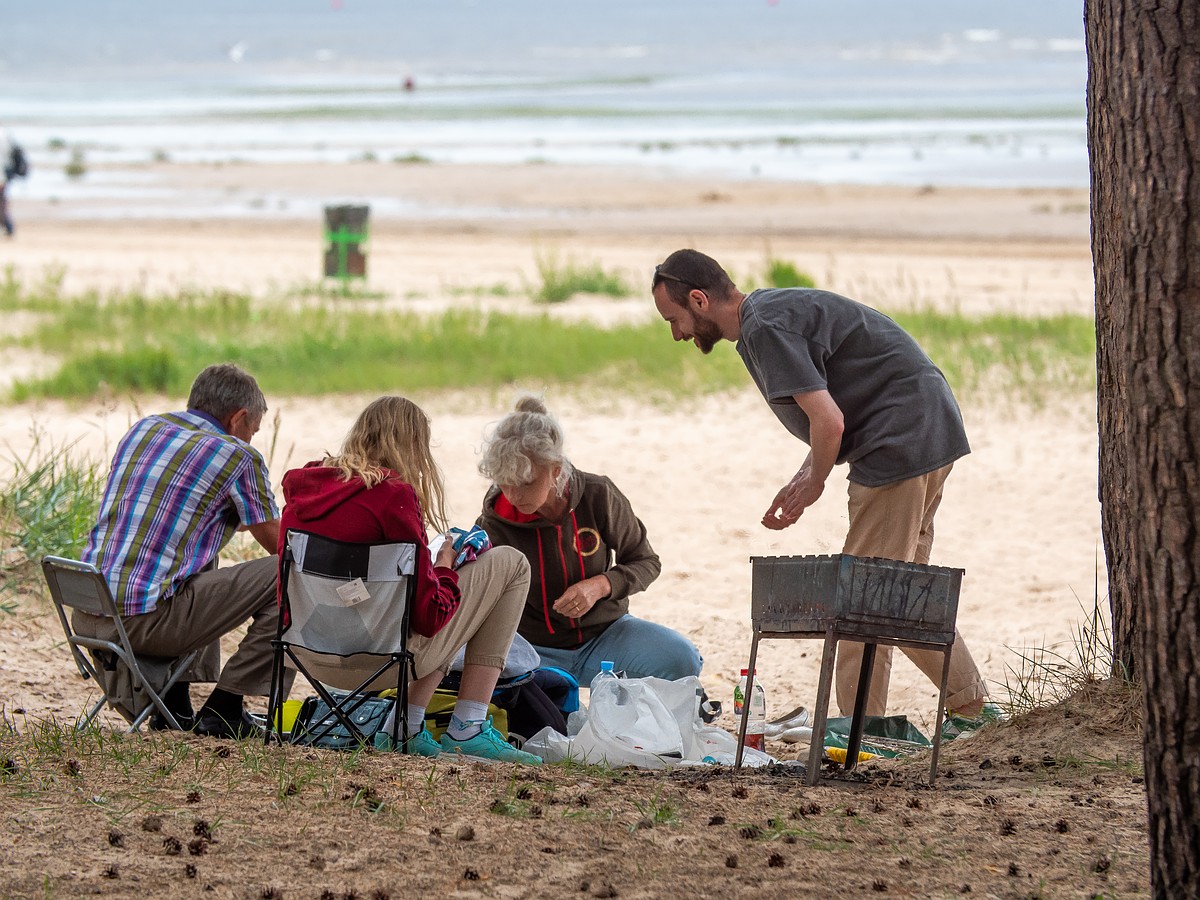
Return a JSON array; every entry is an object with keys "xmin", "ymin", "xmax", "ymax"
[
  {"xmin": 448, "ymin": 631, "xmax": 540, "ymax": 679},
  {"xmin": 572, "ymin": 675, "xmax": 683, "ymax": 767},
  {"xmin": 522, "ymin": 674, "xmax": 775, "ymax": 768}
]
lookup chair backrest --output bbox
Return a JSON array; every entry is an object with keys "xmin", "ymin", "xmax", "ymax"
[
  {"xmin": 42, "ymin": 556, "xmax": 122, "ymax": 619},
  {"xmin": 281, "ymin": 530, "xmax": 417, "ymax": 657},
  {"xmin": 42, "ymin": 556, "xmax": 130, "ymax": 678},
  {"xmin": 41, "ymin": 555, "xmax": 200, "ymax": 731}
]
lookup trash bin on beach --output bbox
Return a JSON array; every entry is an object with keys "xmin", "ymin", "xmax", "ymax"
[{"xmin": 323, "ymin": 204, "xmax": 369, "ymax": 285}]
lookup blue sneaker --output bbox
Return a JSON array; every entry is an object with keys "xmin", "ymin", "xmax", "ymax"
[
  {"xmin": 439, "ymin": 718, "xmax": 542, "ymax": 765},
  {"xmin": 375, "ymin": 727, "xmax": 442, "ymax": 756},
  {"xmin": 404, "ymin": 728, "xmax": 442, "ymax": 757},
  {"xmin": 941, "ymin": 702, "xmax": 1007, "ymax": 741}
]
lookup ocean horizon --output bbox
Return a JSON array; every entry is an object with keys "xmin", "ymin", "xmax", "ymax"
[{"xmin": 2, "ymin": 1, "xmax": 1088, "ymax": 218}]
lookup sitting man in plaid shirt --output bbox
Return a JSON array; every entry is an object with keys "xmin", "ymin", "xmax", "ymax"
[{"xmin": 76, "ymin": 363, "xmax": 289, "ymax": 739}]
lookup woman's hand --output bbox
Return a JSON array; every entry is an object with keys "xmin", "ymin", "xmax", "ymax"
[
  {"xmin": 552, "ymin": 575, "xmax": 611, "ymax": 619},
  {"xmin": 434, "ymin": 535, "xmax": 458, "ymax": 570}
]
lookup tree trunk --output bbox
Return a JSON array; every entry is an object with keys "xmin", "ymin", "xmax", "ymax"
[
  {"xmin": 1086, "ymin": 0, "xmax": 1200, "ymax": 895},
  {"xmin": 1088, "ymin": 0, "xmax": 1139, "ymax": 683}
]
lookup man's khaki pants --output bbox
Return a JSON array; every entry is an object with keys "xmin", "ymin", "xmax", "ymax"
[
  {"xmin": 73, "ymin": 555, "xmax": 286, "ymax": 698},
  {"xmin": 836, "ymin": 463, "xmax": 987, "ymax": 717}
]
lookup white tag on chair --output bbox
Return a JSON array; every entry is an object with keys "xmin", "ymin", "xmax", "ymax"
[{"xmin": 335, "ymin": 578, "xmax": 372, "ymax": 605}]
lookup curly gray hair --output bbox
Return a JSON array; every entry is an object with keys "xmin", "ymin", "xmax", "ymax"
[{"xmin": 478, "ymin": 394, "xmax": 572, "ymax": 495}]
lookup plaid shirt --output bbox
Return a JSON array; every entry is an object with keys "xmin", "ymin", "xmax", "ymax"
[{"xmin": 83, "ymin": 411, "xmax": 278, "ymax": 616}]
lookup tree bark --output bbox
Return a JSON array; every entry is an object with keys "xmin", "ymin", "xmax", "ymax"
[
  {"xmin": 1088, "ymin": 0, "xmax": 1139, "ymax": 682},
  {"xmin": 1086, "ymin": 0, "xmax": 1200, "ymax": 895}
]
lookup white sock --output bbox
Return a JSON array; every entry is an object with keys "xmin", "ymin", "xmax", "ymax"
[
  {"xmin": 447, "ymin": 700, "xmax": 489, "ymax": 740},
  {"xmin": 405, "ymin": 704, "xmax": 427, "ymax": 738}
]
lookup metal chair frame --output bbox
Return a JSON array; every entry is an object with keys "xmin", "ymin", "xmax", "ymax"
[
  {"xmin": 41, "ymin": 555, "xmax": 198, "ymax": 732},
  {"xmin": 268, "ymin": 530, "xmax": 417, "ymax": 752}
]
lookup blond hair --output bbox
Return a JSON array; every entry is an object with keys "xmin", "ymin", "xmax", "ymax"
[
  {"xmin": 478, "ymin": 393, "xmax": 571, "ymax": 494},
  {"xmin": 324, "ymin": 396, "xmax": 449, "ymax": 533}
]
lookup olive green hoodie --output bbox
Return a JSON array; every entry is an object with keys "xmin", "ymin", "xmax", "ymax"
[{"xmin": 476, "ymin": 469, "xmax": 660, "ymax": 650}]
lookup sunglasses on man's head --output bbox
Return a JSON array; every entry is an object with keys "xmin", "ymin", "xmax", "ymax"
[{"xmin": 653, "ymin": 264, "xmax": 702, "ymax": 291}]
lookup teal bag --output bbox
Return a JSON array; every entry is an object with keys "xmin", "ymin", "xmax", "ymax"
[{"xmin": 290, "ymin": 693, "xmax": 395, "ymax": 751}]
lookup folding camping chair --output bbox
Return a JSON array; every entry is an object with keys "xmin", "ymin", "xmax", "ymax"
[
  {"xmin": 41, "ymin": 555, "xmax": 199, "ymax": 732},
  {"xmin": 268, "ymin": 530, "xmax": 417, "ymax": 751}
]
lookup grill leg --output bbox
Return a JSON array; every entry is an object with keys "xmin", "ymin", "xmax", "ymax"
[
  {"xmin": 844, "ymin": 641, "xmax": 877, "ymax": 773},
  {"xmin": 734, "ymin": 632, "xmax": 762, "ymax": 770},
  {"xmin": 929, "ymin": 645, "xmax": 954, "ymax": 783},
  {"xmin": 807, "ymin": 627, "xmax": 838, "ymax": 786}
]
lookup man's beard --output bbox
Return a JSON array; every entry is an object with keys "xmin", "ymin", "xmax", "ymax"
[{"xmin": 692, "ymin": 314, "xmax": 723, "ymax": 354}]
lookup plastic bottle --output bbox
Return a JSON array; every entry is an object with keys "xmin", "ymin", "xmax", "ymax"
[
  {"xmin": 589, "ymin": 660, "xmax": 625, "ymax": 713},
  {"xmin": 733, "ymin": 668, "xmax": 767, "ymax": 752},
  {"xmin": 591, "ymin": 660, "xmax": 618, "ymax": 692}
]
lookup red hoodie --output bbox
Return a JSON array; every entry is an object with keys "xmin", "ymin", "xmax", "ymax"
[{"xmin": 279, "ymin": 462, "xmax": 460, "ymax": 638}]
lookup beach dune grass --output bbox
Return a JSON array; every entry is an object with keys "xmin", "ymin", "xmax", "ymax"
[
  {"xmin": 0, "ymin": 277, "xmax": 1095, "ymax": 403},
  {"xmin": 0, "ymin": 432, "xmax": 103, "ymax": 576},
  {"xmin": 3, "ymin": 286, "xmax": 750, "ymax": 401},
  {"xmin": 533, "ymin": 253, "xmax": 630, "ymax": 303},
  {"xmin": 893, "ymin": 308, "xmax": 1097, "ymax": 399},
  {"xmin": 763, "ymin": 258, "xmax": 816, "ymax": 289}
]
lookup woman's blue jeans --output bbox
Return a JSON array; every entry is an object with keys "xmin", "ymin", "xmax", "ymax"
[{"xmin": 532, "ymin": 614, "xmax": 702, "ymax": 686}]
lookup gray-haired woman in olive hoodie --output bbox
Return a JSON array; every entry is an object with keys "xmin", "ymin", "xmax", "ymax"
[{"xmin": 477, "ymin": 395, "xmax": 702, "ymax": 686}]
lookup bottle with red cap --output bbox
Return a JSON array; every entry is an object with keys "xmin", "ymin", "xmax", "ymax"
[{"xmin": 733, "ymin": 668, "xmax": 767, "ymax": 751}]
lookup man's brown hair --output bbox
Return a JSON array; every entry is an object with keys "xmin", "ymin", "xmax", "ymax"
[{"xmin": 651, "ymin": 249, "xmax": 736, "ymax": 306}]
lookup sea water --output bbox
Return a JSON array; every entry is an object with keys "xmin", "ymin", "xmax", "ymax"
[{"xmin": 1, "ymin": 0, "xmax": 1088, "ymax": 216}]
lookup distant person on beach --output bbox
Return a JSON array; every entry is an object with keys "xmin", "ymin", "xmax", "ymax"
[
  {"xmin": 477, "ymin": 395, "xmax": 703, "ymax": 686},
  {"xmin": 75, "ymin": 364, "xmax": 288, "ymax": 739},
  {"xmin": 279, "ymin": 395, "xmax": 541, "ymax": 764},
  {"xmin": 1, "ymin": 126, "xmax": 27, "ymax": 237},
  {"xmin": 650, "ymin": 249, "xmax": 1001, "ymax": 736}
]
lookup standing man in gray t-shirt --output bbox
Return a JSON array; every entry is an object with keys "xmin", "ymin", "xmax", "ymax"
[{"xmin": 651, "ymin": 248, "xmax": 997, "ymax": 732}]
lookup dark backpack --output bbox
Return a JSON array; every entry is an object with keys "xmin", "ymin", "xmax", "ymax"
[
  {"xmin": 491, "ymin": 676, "xmax": 568, "ymax": 742},
  {"xmin": 438, "ymin": 666, "xmax": 576, "ymax": 744},
  {"xmin": 8, "ymin": 144, "xmax": 28, "ymax": 179}
]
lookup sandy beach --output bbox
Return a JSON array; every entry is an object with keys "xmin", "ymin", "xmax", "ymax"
[
  {"xmin": 0, "ymin": 160, "xmax": 1152, "ymax": 900},
  {"xmin": 1, "ymin": 6, "xmax": 1150, "ymax": 889},
  {"xmin": 0, "ymin": 161, "xmax": 1101, "ymax": 734}
]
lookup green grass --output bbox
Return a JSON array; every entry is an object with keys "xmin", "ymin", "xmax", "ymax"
[
  {"xmin": 629, "ymin": 789, "xmax": 682, "ymax": 829},
  {"xmin": 443, "ymin": 282, "xmax": 515, "ymax": 299},
  {"xmin": 533, "ymin": 253, "xmax": 630, "ymax": 303},
  {"xmin": 0, "ymin": 431, "xmax": 103, "ymax": 583},
  {"xmin": 895, "ymin": 308, "xmax": 1097, "ymax": 398},
  {"xmin": 0, "ymin": 272, "xmax": 1097, "ymax": 404},
  {"xmin": 738, "ymin": 255, "xmax": 817, "ymax": 292},
  {"xmin": 763, "ymin": 258, "xmax": 816, "ymax": 289},
  {"xmin": 279, "ymin": 279, "xmax": 389, "ymax": 301},
  {"xmin": 1, "ymin": 279, "xmax": 748, "ymax": 401}
]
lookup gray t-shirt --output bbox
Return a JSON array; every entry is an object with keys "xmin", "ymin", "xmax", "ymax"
[{"xmin": 736, "ymin": 288, "xmax": 969, "ymax": 486}]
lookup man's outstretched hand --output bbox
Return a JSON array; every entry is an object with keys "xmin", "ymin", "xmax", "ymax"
[{"xmin": 761, "ymin": 467, "xmax": 824, "ymax": 530}]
